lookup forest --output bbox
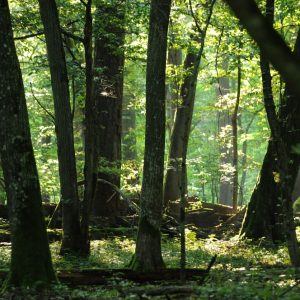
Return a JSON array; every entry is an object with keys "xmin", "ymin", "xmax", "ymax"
[{"xmin": 0, "ymin": 0, "xmax": 300, "ymax": 298}]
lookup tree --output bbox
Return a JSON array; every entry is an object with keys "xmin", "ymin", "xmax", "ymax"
[
  {"xmin": 81, "ymin": 0, "xmax": 94, "ymax": 256},
  {"xmin": 226, "ymin": 0, "xmax": 300, "ymax": 267},
  {"xmin": 130, "ymin": 0, "xmax": 172, "ymax": 271},
  {"xmin": 38, "ymin": 0, "xmax": 82, "ymax": 254},
  {"xmin": 0, "ymin": 0, "xmax": 56, "ymax": 288},
  {"xmin": 92, "ymin": 0, "xmax": 126, "ymax": 217},
  {"xmin": 164, "ymin": 0, "xmax": 216, "ymax": 206}
]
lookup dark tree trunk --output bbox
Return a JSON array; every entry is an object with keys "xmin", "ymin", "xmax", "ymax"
[
  {"xmin": 130, "ymin": 0, "xmax": 171, "ymax": 272},
  {"xmin": 241, "ymin": 1, "xmax": 300, "ymax": 267},
  {"xmin": 81, "ymin": 0, "xmax": 94, "ymax": 256},
  {"xmin": 0, "ymin": 0, "xmax": 56, "ymax": 288},
  {"xmin": 164, "ymin": 1, "xmax": 215, "ymax": 206},
  {"xmin": 241, "ymin": 0, "xmax": 284, "ymax": 243},
  {"xmin": 38, "ymin": 0, "xmax": 81, "ymax": 255},
  {"xmin": 241, "ymin": 141, "xmax": 284, "ymax": 242},
  {"xmin": 92, "ymin": 0, "xmax": 126, "ymax": 217}
]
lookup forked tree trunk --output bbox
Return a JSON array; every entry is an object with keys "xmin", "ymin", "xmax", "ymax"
[
  {"xmin": 38, "ymin": 0, "xmax": 81, "ymax": 255},
  {"xmin": 130, "ymin": 0, "xmax": 171, "ymax": 272},
  {"xmin": 164, "ymin": 1, "xmax": 215, "ymax": 206},
  {"xmin": 92, "ymin": 0, "xmax": 126, "ymax": 217},
  {"xmin": 0, "ymin": 0, "xmax": 56, "ymax": 288},
  {"xmin": 241, "ymin": 2, "xmax": 300, "ymax": 266}
]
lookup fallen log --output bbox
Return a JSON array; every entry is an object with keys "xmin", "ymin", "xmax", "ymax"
[
  {"xmin": 122, "ymin": 285, "xmax": 200, "ymax": 297},
  {"xmin": 57, "ymin": 268, "xmax": 208, "ymax": 285}
]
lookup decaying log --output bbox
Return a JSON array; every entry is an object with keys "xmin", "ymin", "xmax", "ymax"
[
  {"xmin": 122, "ymin": 285, "xmax": 200, "ymax": 297},
  {"xmin": 57, "ymin": 268, "xmax": 208, "ymax": 285}
]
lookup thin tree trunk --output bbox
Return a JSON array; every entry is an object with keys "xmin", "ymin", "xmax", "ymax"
[
  {"xmin": 0, "ymin": 0, "xmax": 56, "ymax": 288},
  {"xmin": 217, "ymin": 76, "xmax": 233, "ymax": 206},
  {"xmin": 38, "ymin": 0, "xmax": 81, "ymax": 255},
  {"xmin": 81, "ymin": 0, "xmax": 94, "ymax": 256},
  {"xmin": 130, "ymin": 0, "xmax": 171, "ymax": 272},
  {"xmin": 231, "ymin": 63, "xmax": 241, "ymax": 213},
  {"xmin": 164, "ymin": 0, "xmax": 216, "ymax": 206},
  {"xmin": 92, "ymin": 0, "xmax": 126, "ymax": 217},
  {"xmin": 122, "ymin": 95, "xmax": 137, "ymax": 162},
  {"xmin": 166, "ymin": 47, "xmax": 182, "ymax": 137}
]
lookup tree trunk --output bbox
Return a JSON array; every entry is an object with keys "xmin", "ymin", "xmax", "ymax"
[
  {"xmin": 224, "ymin": 0, "xmax": 300, "ymax": 99},
  {"xmin": 122, "ymin": 95, "xmax": 137, "ymax": 161},
  {"xmin": 241, "ymin": 0, "xmax": 284, "ymax": 242},
  {"xmin": 92, "ymin": 0, "xmax": 126, "ymax": 217},
  {"xmin": 38, "ymin": 0, "xmax": 81, "ymax": 255},
  {"xmin": 241, "ymin": 3, "xmax": 300, "ymax": 267},
  {"xmin": 0, "ymin": 0, "xmax": 56, "ymax": 288},
  {"xmin": 130, "ymin": 0, "xmax": 171, "ymax": 272},
  {"xmin": 166, "ymin": 47, "xmax": 182, "ymax": 137},
  {"xmin": 164, "ymin": 1, "xmax": 215, "ymax": 206},
  {"xmin": 81, "ymin": 0, "xmax": 94, "ymax": 256},
  {"xmin": 231, "ymin": 64, "xmax": 241, "ymax": 213},
  {"xmin": 241, "ymin": 141, "xmax": 284, "ymax": 241},
  {"xmin": 217, "ymin": 76, "xmax": 233, "ymax": 206},
  {"xmin": 292, "ymin": 168, "xmax": 300, "ymax": 202}
]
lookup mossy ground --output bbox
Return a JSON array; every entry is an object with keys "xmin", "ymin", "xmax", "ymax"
[{"xmin": 0, "ymin": 229, "xmax": 299, "ymax": 299}]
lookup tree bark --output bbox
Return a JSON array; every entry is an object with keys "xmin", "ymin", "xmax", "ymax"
[
  {"xmin": 130, "ymin": 0, "xmax": 171, "ymax": 272},
  {"xmin": 92, "ymin": 0, "xmax": 126, "ymax": 217},
  {"xmin": 38, "ymin": 0, "xmax": 81, "ymax": 255},
  {"xmin": 0, "ymin": 0, "xmax": 56, "ymax": 288}
]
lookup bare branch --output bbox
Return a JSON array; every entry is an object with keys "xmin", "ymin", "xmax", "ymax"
[
  {"xmin": 61, "ymin": 28, "xmax": 84, "ymax": 43},
  {"xmin": 14, "ymin": 31, "xmax": 44, "ymax": 40},
  {"xmin": 79, "ymin": 0, "xmax": 87, "ymax": 7},
  {"xmin": 30, "ymin": 83, "xmax": 55, "ymax": 124}
]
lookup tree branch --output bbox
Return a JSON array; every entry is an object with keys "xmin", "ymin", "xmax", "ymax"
[
  {"xmin": 61, "ymin": 28, "xmax": 84, "ymax": 43},
  {"xmin": 30, "ymin": 83, "xmax": 55, "ymax": 124},
  {"xmin": 14, "ymin": 31, "xmax": 44, "ymax": 40},
  {"xmin": 224, "ymin": 0, "xmax": 300, "ymax": 98}
]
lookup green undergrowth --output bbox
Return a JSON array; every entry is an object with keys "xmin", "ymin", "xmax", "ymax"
[{"xmin": 0, "ymin": 231, "xmax": 300, "ymax": 299}]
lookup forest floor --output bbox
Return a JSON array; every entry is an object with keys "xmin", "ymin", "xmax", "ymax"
[{"xmin": 0, "ymin": 212, "xmax": 299, "ymax": 299}]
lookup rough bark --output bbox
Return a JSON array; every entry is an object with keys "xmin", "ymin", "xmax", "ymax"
[
  {"xmin": 130, "ymin": 0, "xmax": 171, "ymax": 272},
  {"xmin": 92, "ymin": 0, "xmax": 126, "ymax": 217},
  {"xmin": 38, "ymin": 0, "xmax": 81, "ymax": 255},
  {"xmin": 0, "ymin": 0, "xmax": 56, "ymax": 288},
  {"xmin": 164, "ymin": 1, "xmax": 215, "ymax": 206}
]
